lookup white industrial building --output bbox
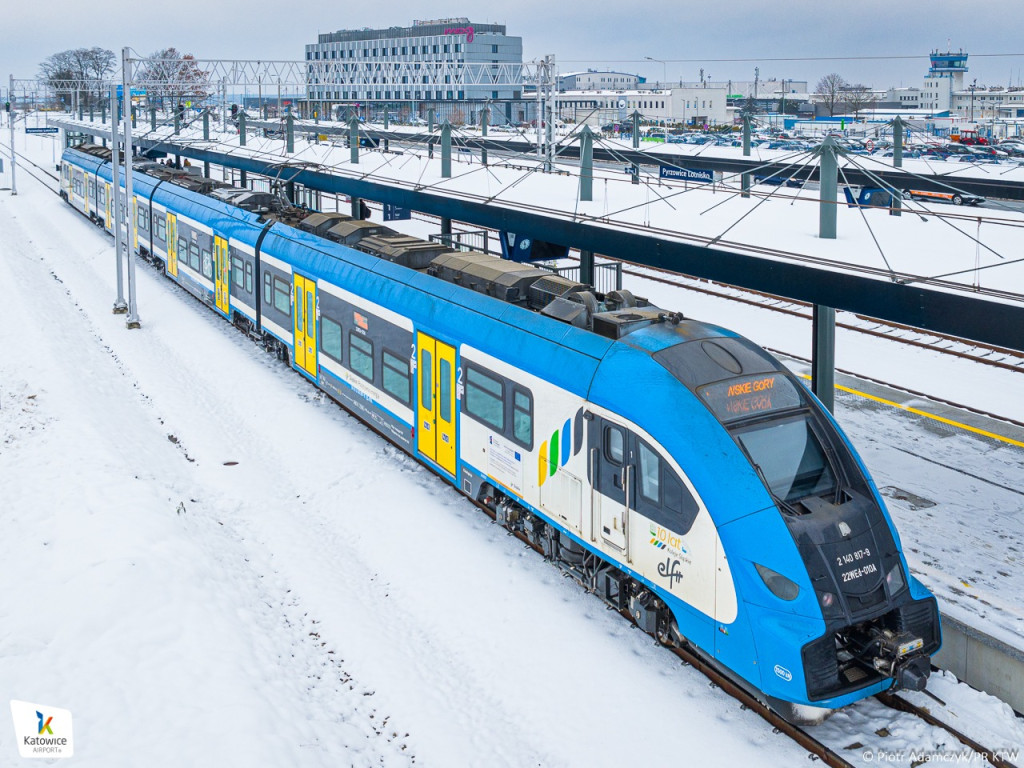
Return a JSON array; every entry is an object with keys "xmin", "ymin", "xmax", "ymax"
[
  {"xmin": 557, "ymin": 87, "xmax": 728, "ymax": 127},
  {"xmin": 559, "ymin": 70, "xmax": 643, "ymax": 91}
]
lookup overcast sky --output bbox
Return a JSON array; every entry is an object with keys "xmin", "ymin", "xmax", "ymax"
[{"xmin": 7, "ymin": 0, "xmax": 1024, "ymax": 90}]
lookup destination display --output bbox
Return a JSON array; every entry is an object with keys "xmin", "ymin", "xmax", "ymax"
[{"xmin": 698, "ymin": 372, "xmax": 803, "ymax": 423}]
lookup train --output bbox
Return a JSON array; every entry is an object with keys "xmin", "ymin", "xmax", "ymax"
[{"xmin": 60, "ymin": 141, "xmax": 941, "ymax": 724}]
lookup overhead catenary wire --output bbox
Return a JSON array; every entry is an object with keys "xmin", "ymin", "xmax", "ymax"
[
  {"xmin": 78, "ymin": 112, "xmax": 1024, "ymax": 307},
  {"xmin": 837, "ymin": 163, "xmax": 896, "ymax": 277},
  {"xmin": 843, "ymin": 153, "xmax": 1008, "ymax": 263}
]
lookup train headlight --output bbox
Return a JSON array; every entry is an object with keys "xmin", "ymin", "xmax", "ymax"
[
  {"xmin": 816, "ymin": 589, "xmax": 844, "ymax": 619},
  {"xmin": 885, "ymin": 563, "xmax": 906, "ymax": 596},
  {"xmin": 754, "ymin": 563, "xmax": 800, "ymax": 601}
]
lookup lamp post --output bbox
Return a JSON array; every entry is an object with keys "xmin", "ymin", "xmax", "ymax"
[
  {"xmin": 969, "ymin": 78, "xmax": 978, "ymax": 123},
  {"xmin": 645, "ymin": 56, "xmax": 667, "ymax": 88}
]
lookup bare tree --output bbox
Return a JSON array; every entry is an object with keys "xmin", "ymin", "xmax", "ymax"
[
  {"xmin": 39, "ymin": 51, "xmax": 77, "ymax": 109},
  {"xmin": 39, "ymin": 47, "xmax": 116, "ymax": 110},
  {"xmin": 82, "ymin": 47, "xmax": 117, "ymax": 107},
  {"xmin": 843, "ymin": 84, "xmax": 878, "ymax": 119},
  {"xmin": 815, "ymin": 73, "xmax": 848, "ymax": 117},
  {"xmin": 137, "ymin": 48, "xmax": 209, "ymax": 114}
]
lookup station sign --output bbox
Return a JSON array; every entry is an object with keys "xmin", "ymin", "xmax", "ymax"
[
  {"xmin": 115, "ymin": 86, "xmax": 148, "ymax": 100},
  {"xmin": 660, "ymin": 166, "xmax": 714, "ymax": 183},
  {"xmin": 25, "ymin": 127, "xmax": 59, "ymax": 134},
  {"xmin": 383, "ymin": 203, "xmax": 411, "ymax": 221}
]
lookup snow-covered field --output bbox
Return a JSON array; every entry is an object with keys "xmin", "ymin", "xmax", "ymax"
[{"xmin": 2, "ymin": 130, "xmax": 1022, "ymax": 766}]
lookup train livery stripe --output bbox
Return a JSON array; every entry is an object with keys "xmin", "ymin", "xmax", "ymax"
[{"xmin": 801, "ymin": 374, "xmax": 1024, "ymax": 449}]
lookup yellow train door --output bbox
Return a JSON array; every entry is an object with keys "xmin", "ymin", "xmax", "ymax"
[
  {"xmin": 214, "ymin": 236, "xmax": 230, "ymax": 315},
  {"xmin": 166, "ymin": 214, "xmax": 178, "ymax": 276},
  {"xmin": 105, "ymin": 183, "xmax": 112, "ymax": 231},
  {"xmin": 132, "ymin": 198, "xmax": 139, "ymax": 252},
  {"xmin": 417, "ymin": 334, "xmax": 436, "ymax": 463},
  {"xmin": 292, "ymin": 274, "xmax": 317, "ymax": 377},
  {"xmin": 416, "ymin": 333, "xmax": 456, "ymax": 475}
]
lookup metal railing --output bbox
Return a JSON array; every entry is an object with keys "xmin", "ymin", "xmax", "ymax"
[
  {"xmin": 537, "ymin": 259, "xmax": 623, "ymax": 293},
  {"xmin": 430, "ymin": 229, "xmax": 491, "ymax": 254}
]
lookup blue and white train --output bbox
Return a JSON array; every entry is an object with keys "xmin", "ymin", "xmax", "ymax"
[{"xmin": 60, "ymin": 142, "xmax": 940, "ymax": 722}]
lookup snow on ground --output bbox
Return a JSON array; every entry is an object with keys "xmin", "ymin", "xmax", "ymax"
[
  {"xmin": 2, "ymin": 129, "xmax": 1022, "ymax": 766},
  {"xmin": 808, "ymin": 670, "xmax": 1024, "ymax": 767},
  {"xmin": 2, "ymin": 133, "xmax": 820, "ymax": 766}
]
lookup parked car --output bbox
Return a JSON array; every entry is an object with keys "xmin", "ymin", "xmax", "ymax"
[{"xmin": 903, "ymin": 188, "xmax": 985, "ymax": 206}]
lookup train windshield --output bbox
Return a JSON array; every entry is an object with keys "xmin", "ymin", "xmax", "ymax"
[{"xmin": 732, "ymin": 414, "xmax": 837, "ymax": 503}]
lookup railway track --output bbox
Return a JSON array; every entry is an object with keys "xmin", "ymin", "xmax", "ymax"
[
  {"xmin": 18, "ymin": 142, "xmax": 1020, "ymax": 768},
  {"xmin": 621, "ymin": 261, "xmax": 1024, "ymax": 377},
  {"xmin": 1, "ymin": 140, "xmax": 61, "ymax": 191},
  {"xmin": 331, "ymin": 147, "xmax": 1024, "ymax": 305}
]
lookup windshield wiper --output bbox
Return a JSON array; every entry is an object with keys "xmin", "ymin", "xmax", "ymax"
[{"xmin": 752, "ymin": 463, "xmax": 801, "ymax": 516}]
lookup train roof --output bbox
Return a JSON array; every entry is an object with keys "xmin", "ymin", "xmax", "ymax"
[{"xmin": 63, "ymin": 143, "xmax": 778, "ymax": 398}]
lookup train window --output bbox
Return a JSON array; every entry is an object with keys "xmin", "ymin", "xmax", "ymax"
[
  {"xmin": 638, "ymin": 442, "xmax": 661, "ymax": 504},
  {"xmin": 512, "ymin": 389, "xmax": 533, "ymax": 448},
  {"xmin": 244, "ymin": 262, "xmax": 253, "ymax": 294},
  {"xmin": 177, "ymin": 238, "xmax": 189, "ymax": 266},
  {"xmin": 633, "ymin": 439, "xmax": 699, "ymax": 534},
  {"xmin": 383, "ymin": 350, "xmax": 411, "ymax": 405},
  {"xmin": 421, "ymin": 350, "xmax": 433, "ymax": 410},
  {"xmin": 137, "ymin": 207, "xmax": 148, "ymax": 231},
  {"xmin": 439, "ymin": 358, "xmax": 452, "ymax": 422},
  {"xmin": 294, "ymin": 285, "xmax": 304, "ymax": 331},
  {"xmin": 604, "ymin": 426, "xmax": 625, "ymax": 465},
  {"xmin": 734, "ymin": 415, "xmax": 836, "ymax": 503},
  {"xmin": 349, "ymin": 333, "xmax": 374, "ymax": 381},
  {"xmin": 320, "ymin": 316, "xmax": 342, "ymax": 362},
  {"xmin": 263, "ymin": 273, "xmax": 273, "ymax": 305},
  {"xmin": 465, "ymin": 366, "xmax": 504, "ymax": 431},
  {"xmin": 273, "ymin": 277, "xmax": 291, "ymax": 315},
  {"xmin": 231, "ymin": 256, "xmax": 245, "ymax": 288},
  {"xmin": 201, "ymin": 249, "xmax": 212, "ymax": 279},
  {"xmin": 664, "ymin": 473, "xmax": 694, "ymax": 520},
  {"xmin": 155, "ymin": 217, "xmax": 166, "ymax": 242}
]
